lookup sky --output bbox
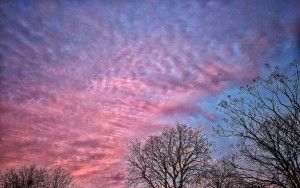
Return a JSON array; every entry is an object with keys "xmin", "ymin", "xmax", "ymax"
[{"xmin": 0, "ymin": 0, "xmax": 299, "ymax": 187}]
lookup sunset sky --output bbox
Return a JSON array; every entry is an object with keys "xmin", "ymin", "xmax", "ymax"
[{"xmin": 0, "ymin": 0, "xmax": 300, "ymax": 187}]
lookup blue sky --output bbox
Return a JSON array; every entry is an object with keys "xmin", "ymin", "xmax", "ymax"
[{"xmin": 0, "ymin": 0, "xmax": 299, "ymax": 187}]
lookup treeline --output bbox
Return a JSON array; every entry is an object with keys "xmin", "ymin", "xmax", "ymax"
[
  {"xmin": 1, "ymin": 61, "xmax": 299, "ymax": 188},
  {"xmin": 0, "ymin": 164, "xmax": 73, "ymax": 188},
  {"xmin": 127, "ymin": 61, "xmax": 300, "ymax": 188}
]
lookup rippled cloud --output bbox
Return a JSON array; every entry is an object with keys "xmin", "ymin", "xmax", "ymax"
[{"xmin": 0, "ymin": 0, "xmax": 299, "ymax": 187}]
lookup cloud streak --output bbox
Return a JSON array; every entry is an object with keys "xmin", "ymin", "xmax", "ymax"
[{"xmin": 0, "ymin": 0, "xmax": 299, "ymax": 187}]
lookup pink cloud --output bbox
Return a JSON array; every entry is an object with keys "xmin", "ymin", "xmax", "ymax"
[{"xmin": 0, "ymin": 0, "xmax": 299, "ymax": 187}]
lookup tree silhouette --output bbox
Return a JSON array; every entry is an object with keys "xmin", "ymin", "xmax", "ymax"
[
  {"xmin": 47, "ymin": 166, "xmax": 73, "ymax": 188},
  {"xmin": 216, "ymin": 61, "xmax": 300, "ymax": 188},
  {"xmin": 206, "ymin": 155, "xmax": 261, "ymax": 188},
  {"xmin": 0, "ymin": 164, "xmax": 73, "ymax": 188},
  {"xmin": 127, "ymin": 123, "xmax": 211, "ymax": 188}
]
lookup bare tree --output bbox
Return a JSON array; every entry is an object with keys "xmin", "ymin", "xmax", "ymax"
[
  {"xmin": 0, "ymin": 164, "xmax": 74, "ymax": 188},
  {"xmin": 206, "ymin": 156, "xmax": 242, "ymax": 188},
  {"xmin": 126, "ymin": 123, "xmax": 211, "ymax": 188},
  {"xmin": 206, "ymin": 156, "xmax": 261, "ymax": 188},
  {"xmin": 0, "ymin": 164, "xmax": 47, "ymax": 188},
  {"xmin": 216, "ymin": 61, "xmax": 300, "ymax": 188},
  {"xmin": 47, "ymin": 166, "xmax": 73, "ymax": 188}
]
